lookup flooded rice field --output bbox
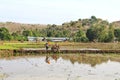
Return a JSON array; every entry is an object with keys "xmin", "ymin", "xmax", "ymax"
[{"xmin": 0, "ymin": 54, "xmax": 120, "ymax": 80}]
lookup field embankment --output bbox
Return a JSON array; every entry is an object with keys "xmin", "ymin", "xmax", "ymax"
[{"xmin": 0, "ymin": 41, "xmax": 120, "ymax": 54}]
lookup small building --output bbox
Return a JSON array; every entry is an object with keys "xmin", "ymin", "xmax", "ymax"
[
  {"xmin": 47, "ymin": 37, "xmax": 68, "ymax": 42},
  {"xmin": 27, "ymin": 36, "xmax": 43, "ymax": 42},
  {"xmin": 27, "ymin": 37, "xmax": 70, "ymax": 42}
]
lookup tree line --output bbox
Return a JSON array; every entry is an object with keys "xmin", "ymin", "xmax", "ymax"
[{"xmin": 0, "ymin": 16, "xmax": 120, "ymax": 42}]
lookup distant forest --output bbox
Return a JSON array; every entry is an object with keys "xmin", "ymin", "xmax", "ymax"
[{"xmin": 0, "ymin": 16, "xmax": 120, "ymax": 42}]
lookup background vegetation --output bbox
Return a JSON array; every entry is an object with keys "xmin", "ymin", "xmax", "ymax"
[{"xmin": 1, "ymin": 16, "xmax": 120, "ymax": 42}]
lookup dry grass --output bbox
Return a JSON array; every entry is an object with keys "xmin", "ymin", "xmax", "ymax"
[
  {"xmin": 57, "ymin": 42, "xmax": 120, "ymax": 50},
  {"xmin": 0, "ymin": 22, "xmax": 47, "ymax": 33}
]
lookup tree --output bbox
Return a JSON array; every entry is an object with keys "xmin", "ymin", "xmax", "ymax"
[
  {"xmin": 0, "ymin": 27, "xmax": 11, "ymax": 40},
  {"xmin": 62, "ymin": 30, "xmax": 70, "ymax": 37},
  {"xmin": 86, "ymin": 28, "xmax": 97, "ymax": 41},
  {"xmin": 22, "ymin": 30, "xmax": 33, "ymax": 37},
  {"xmin": 74, "ymin": 29, "xmax": 88, "ymax": 42},
  {"xmin": 103, "ymin": 25, "xmax": 114, "ymax": 42},
  {"xmin": 86, "ymin": 20, "xmax": 109, "ymax": 42},
  {"xmin": 12, "ymin": 32, "xmax": 27, "ymax": 41},
  {"xmin": 114, "ymin": 29, "xmax": 120, "ymax": 37},
  {"xmin": 91, "ymin": 16, "xmax": 97, "ymax": 20},
  {"xmin": 90, "ymin": 16, "xmax": 97, "ymax": 24},
  {"xmin": 114, "ymin": 28, "xmax": 120, "ymax": 41},
  {"xmin": 11, "ymin": 32, "xmax": 19, "ymax": 40},
  {"xmin": 98, "ymin": 30, "xmax": 108, "ymax": 42},
  {"xmin": 107, "ymin": 30, "xmax": 114, "ymax": 42}
]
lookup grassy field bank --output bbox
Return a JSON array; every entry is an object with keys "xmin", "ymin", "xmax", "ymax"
[{"xmin": 0, "ymin": 41, "xmax": 120, "ymax": 50}]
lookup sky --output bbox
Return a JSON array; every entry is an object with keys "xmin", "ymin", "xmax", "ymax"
[{"xmin": 0, "ymin": 0, "xmax": 120, "ymax": 25}]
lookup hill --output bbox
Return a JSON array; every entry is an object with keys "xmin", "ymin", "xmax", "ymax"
[
  {"xmin": 61, "ymin": 17, "xmax": 120, "ymax": 33},
  {"xmin": 112, "ymin": 21, "xmax": 120, "ymax": 28},
  {"xmin": 0, "ymin": 22, "xmax": 47, "ymax": 33},
  {"xmin": 61, "ymin": 16, "xmax": 106, "ymax": 33},
  {"xmin": 0, "ymin": 17, "xmax": 120, "ymax": 34},
  {"xmin": 0, "ymin": 16, "xmax": 120, "ymax": 42}
]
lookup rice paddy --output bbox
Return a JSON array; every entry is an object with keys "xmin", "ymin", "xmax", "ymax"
[
  {"xmin": 0, "ymin": 54, "xmax": 120, "ymax": 80},
  {"xmin": 1, "ymin": 41, "xmax": 120, "ymax": 50}
]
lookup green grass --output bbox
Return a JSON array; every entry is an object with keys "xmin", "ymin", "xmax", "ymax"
[
  {"xmin": 2, "ymin": 41, "xmax": 60, "ymax": 49},
  {"xmin": 3, "ymin": 42, "xmax": 45, "ymax": 49},
  {"xmin": 1, "ymin": 41, "xmax": 120, "ymax": 50},
  {"xmin": 0, "ymin": 45, "xmax": 18, "ymax": 49},
  {"xmin": 5, "ymin": 44, "xmax": 44, "ymax": 48}
]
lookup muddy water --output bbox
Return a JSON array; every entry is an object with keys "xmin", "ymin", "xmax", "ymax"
[{"xmin": 0, "ymin": 54, "xmax": 120, "ymax": 80}]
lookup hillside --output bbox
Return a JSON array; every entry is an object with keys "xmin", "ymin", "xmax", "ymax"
[
  {"xmin": 61, "ymin": 17, "xmax": 120, "ymax": 33},
  {"xmin": 0, "ymin": 17, "xmax": 120, "ymax": 34},
  {"xmin": 61, "ymin": 17, "xmax": 106, "ymax": 33},
  {"xmin": 0, "ymin": 22, "xmax": 47, "ymax": 33},
  {"xmin": 112, "ymin": 21, "xmax": 120, "ymax": 28},
  {"xmin": 0, "ymin": 17, "xmax": 107, "ymax": 34},
  {"xmin": 0, "ymin": 16, "xmax": 120, "ymax": 42}
]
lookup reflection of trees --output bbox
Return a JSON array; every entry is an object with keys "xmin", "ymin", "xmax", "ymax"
[
  {"xmin": 2, "ymin": 54, "xmax": 120, "ymax": 67},
  {"xmin": 109, "ymin": 58, "xmax": 120, "ymax": 62},
  {"xmin": 61, "ymin": 54, "xmax": 109, "ymax": 67},
  {"xmin": 43, "ymin": 54, "xmax": 120, "ymax": 66}
]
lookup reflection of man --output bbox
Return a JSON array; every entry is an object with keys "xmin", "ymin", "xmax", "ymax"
[
  {"xmin": 52, "ymin": 55, "xmax": 58, "ymax": 62},
  {"xmin": 45, "ymin": 56, "xmax": 50, "ymax": 64}
]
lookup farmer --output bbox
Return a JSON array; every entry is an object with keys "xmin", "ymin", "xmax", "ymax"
[
  {"xmin": 45, "ymin": 42, "xmax": 49, "ymax": 50},
  {"xmin": 51, "ymin": 43, "xmax": 60, "ymax": 53}
]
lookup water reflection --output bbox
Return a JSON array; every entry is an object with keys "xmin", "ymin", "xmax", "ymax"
[
  {"xmin": 0, "ymin": 54, "xmax": 120, "ymax": 80},
  {"xmin": 44, "ymin": 54, "xmax": 120, "ymax": 67},
  {"xmin": 2, "ymin": 54, "xmax": 119, "ymax": 67},
  {"xmin": 45, "ymin": 55, "xmax": 59, "ymax": 64},
  {"xmin": 45, "ymin": 56, "xmax": 50, "ymax": 64}
]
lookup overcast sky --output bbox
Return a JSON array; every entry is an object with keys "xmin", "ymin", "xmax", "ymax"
[{"xmin": 0, "ymin": 0, "xmax": 120, "ymax": 24}]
